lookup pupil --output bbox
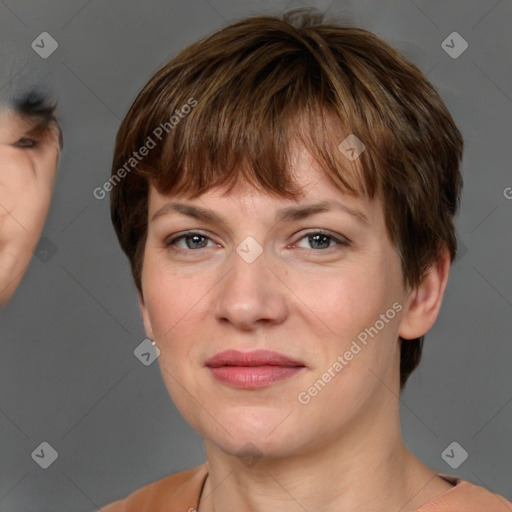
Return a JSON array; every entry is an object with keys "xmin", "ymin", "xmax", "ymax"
[
  {"xmin": 187, "ymin": 235, "xmax": 206, "ymax": 249},
  {"xmin": 310, "ymin": 234, "xmax": 329, "ymax": 249}
]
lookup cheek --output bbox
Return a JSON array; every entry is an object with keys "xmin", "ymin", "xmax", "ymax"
[
  {"xmin": 295, "ymin": 253, "xmax": 403, "ymax": 378},
  {"xmin": 144, "ymin": 282, "xmax": 197, "ymax": 404},
  {"xmin": 142, "ymin": 260, "xmax": 213, "ymax": 365},
  {"xmin": 142, "ymin": 270, "xmax": 211, "ymax": 425},
  {"xmin": 293, "ymin": 260, "xmax": 390, "ymax": 338},
  {"xmin": 0, "ymin": 149, "xmax": 27, "ymax": 187},
  {"xmin": 144, "ymin": 258, "xmax": 206, "ymax": 329}
]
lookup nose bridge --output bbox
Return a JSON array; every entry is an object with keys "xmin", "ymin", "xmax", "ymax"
[{"xmin": 214, "ymin": 237, "xmax": 286, "ymax": 327}]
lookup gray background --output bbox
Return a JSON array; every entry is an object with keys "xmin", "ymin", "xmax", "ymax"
[{"xmin": 0, "ymin": 0, "xmax": 511, "ymax": 510}]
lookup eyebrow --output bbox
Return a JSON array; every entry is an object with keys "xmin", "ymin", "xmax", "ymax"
[{"xmin": 151, "ymin": 200, "xmax": 369, "ymax": 226}]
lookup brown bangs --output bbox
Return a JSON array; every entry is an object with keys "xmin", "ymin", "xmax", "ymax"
[{"xmin": 118, "ymin": 30, "xmax": 380, "ymax": 204}]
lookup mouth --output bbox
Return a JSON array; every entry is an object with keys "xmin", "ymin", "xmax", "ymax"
[{"xmin": 205, "ymin": 349, "xmax": 306, "ymax": 389}]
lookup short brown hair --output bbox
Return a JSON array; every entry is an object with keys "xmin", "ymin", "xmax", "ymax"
[{"xmin": 110, "ymin": 9, "xmax": 463, "ymax": 388}]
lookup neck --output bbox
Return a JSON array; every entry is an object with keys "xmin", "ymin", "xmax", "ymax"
[{"xmin": 198, "ymin": 393, "xmax": 447, "ymax": 512}]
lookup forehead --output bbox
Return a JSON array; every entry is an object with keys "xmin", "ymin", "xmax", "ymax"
[
  {"xmin": 0, "ymin": 108, "xmax": 22, "ymax": 138},
  {"xmin": 0, "ymin": 107, "xmax": 36, "ymax": 139},
  {"xmin": 147, "ymin": 146, "xmax": 379, "ymax": 225}
]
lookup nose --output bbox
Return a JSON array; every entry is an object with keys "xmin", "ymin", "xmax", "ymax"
[{"xmin": 213, "ymin": 242, "xmax": 288, "ymax": 331}]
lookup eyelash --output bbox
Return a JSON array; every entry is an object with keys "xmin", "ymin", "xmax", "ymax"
[{"xmin": 165, "ymin": 230, "xmax": 350, "ymax": 254}]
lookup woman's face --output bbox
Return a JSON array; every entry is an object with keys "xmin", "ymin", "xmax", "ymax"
[
  {"xmin": 0, "ymin": 107, "xmax": 60, "ymax": 305},
  {"xmin": 140, "ymin": 147, "xmax": 412, "ymax": 460}
]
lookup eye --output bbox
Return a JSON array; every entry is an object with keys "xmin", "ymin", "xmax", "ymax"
[
  {"xmin": 12, "ymin": 137, "xmax": 37, "ymax": 149},
  {"xmin": 166, "ymin": 231, "xmax": 218, "ymax": 251},
  {"xmin": 291, "ymin": 230, "xmax": 350, "ymax": 250}
]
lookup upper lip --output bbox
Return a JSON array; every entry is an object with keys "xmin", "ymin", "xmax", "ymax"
[{"xmin": 205, "ymin": 349, "xmax": 305, "ymax": 368}]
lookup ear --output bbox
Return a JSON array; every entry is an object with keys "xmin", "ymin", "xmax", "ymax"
[
  {"xmin": 138, "ymin": 290, "xmax": 155, "ymax": 340},
  {"xmin": 398, "ymin": 246, "xmax": 451, "ymax": 340}
]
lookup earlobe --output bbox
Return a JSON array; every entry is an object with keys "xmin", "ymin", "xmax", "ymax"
[
  {"xmin": 138, "ymin": 290, "xmax": 155, "ymax": 340},
  {"xmin": 398, "ymin": 246, "xmax": 451, "ymax": 340}
]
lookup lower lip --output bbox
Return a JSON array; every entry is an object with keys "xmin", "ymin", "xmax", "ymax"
[{"xmin": 208, "ymin": 365, "xmax": 305, "ymax": 389}]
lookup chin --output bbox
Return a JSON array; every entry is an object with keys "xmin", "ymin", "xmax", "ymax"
[
  {"xmin": 200, "ymin": 409, "xmax": 307, "ymax": 459},
  {"xmin": 210, "ymin": 434, "xmax": 303, "ymax": 463}
]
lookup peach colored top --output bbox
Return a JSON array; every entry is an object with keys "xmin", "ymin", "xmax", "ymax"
[{"xmin": 99, "ymin": 463, "xmax": 512, "ymax": 512}]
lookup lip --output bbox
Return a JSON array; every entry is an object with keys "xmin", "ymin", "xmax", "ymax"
[
  {"xmin": 205, "ymin": 349, "xmax": 305, "ymax": 368},
  {"xmin": 205, "ymin": 349, "xmax": 306, "ymax": 389}
]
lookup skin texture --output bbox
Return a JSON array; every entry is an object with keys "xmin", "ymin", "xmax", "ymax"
[
  {"xmin": 0, "ymin": 107, "xmax": 60, "ymax": 306},
  {"xmin": 139, "ymin": 146, "xmax": 453, "ymax": 511}
]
